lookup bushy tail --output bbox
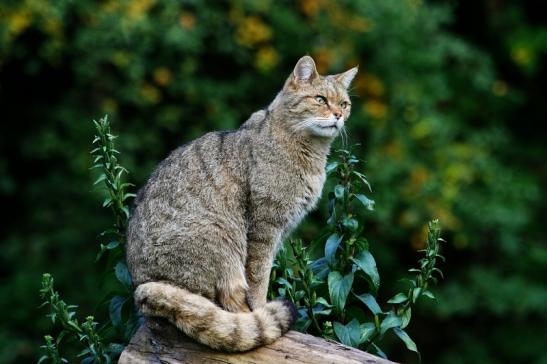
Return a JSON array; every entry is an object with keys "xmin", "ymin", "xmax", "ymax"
[{"xmin": 134, "ymin": 282, "xmax": 297, "ymax": 352}]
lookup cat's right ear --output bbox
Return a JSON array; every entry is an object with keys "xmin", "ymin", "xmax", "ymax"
[{"xmin": 291, "ymin": 56, "xmax": 319, "ymax": 85}]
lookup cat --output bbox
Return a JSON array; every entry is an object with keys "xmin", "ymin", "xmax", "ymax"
[{"xmin": 127, "ymin": 55, "xmax": 357, "ymax": 352}]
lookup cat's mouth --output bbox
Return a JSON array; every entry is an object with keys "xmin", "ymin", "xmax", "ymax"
[{"xmin": 319, "ymin": 123, "xmax": 338, "ymax": 129}]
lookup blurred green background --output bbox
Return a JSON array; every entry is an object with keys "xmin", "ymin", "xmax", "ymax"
[{"xmin": 1, "ymin": 0, "xmax": 546, "ymax": 363}]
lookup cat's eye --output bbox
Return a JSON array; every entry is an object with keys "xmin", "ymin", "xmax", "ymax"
[
  {"xmin": 340, "ymin": 101, "xmax": 350, "ymax": 109},
  {"xmin": 315, "ymin": 95, "xmax": 327, "ymax": 105}
]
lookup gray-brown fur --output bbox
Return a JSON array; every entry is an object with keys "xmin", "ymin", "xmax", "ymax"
[{"xmin": 127, "ymin": 56, "xmax": 357, "ymax": 352}]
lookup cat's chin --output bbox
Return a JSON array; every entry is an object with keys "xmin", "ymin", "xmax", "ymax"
[{"xmin": 308, "ymin": 124, "xmax": 340, "ymax": 139}]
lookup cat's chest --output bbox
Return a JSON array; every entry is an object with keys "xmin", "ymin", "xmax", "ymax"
[{"xmin": 294, "ymin": 171, "xmax": 325, "ymax": 211}]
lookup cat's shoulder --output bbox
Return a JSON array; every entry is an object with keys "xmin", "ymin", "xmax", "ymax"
[{"xmin": 240, "ymin": 109, "xmax": 267, "ymax": 130}]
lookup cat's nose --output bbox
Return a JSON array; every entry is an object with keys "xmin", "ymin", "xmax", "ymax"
[{"xmin": 333, "ymin": 111, "xmax": 342, "ymax": 120}]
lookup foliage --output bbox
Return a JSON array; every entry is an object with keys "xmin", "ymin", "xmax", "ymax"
[
  {"xmin": 270, "ymin": 149, "xmax": 444, "ymax": 359},
  {"xmin": 0, "ymin": 1, "xmax": 546, "ymax": 363},
  {"xmin": 38, "ymin": 274, "xmax": 121, "ymax": 364},
  {"xmin": 90, "ymin": 116, "xmax": 140, "ymax": 343},
  {"xmin": 38, "ymin": 117, "xmax": 137, "ymax": 363}
]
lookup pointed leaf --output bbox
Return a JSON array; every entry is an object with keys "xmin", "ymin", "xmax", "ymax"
[
  {"xmin": 351, "ymin": 251, "xmax": 380, "ymax": 291},
  {"xmin": 333, "ymin": 319, "xmax": 361, "ymax": 347},
  {"xmin": 380, "ymin": 313, "xmax": 402, "ymax": 335},
  {"xmin": 393, "ymin": 327, "xmax": 420, "ymax": 358},
  {"xmin": 354, "ymin": 293, "xmax": 383, "ymax": 315},
  {"xmin": 422, "ymin": 290, "xmax": 437, "ymax": 301},
  {"xmin": 324, "ymin": 233, "xmax": 343, "ymax": 263},
  {"xmin": 354, "ymin": 194, "xmax": 375, "ymax": 211},
  {"xmin": 109, "ymin": 295, "xmax": 127, "ymax": 327},
  {"xmin": 401, "ymin": 307, "xmax": 411, "ymax": 329},
  {"xmin": 334, "ymin": 185, "xmax": 345, "ymax": 199},
  {"xmin": 360, "ymin": 322, "xmax": 376, "ymax": 343},
  {"xmin": 328, "ymin": 271, "xmax": 354, "ymax": 312},
  {"xmin": 326, "ymin": 161, "xmax": 339, "ymax": 174},
  {"xmin": 114, "ymin": 261, "xmax": 132, "ymax": 290},
  {"xmin": 387, "ymin": 293, "xmax": 408, "ymax": 304}
]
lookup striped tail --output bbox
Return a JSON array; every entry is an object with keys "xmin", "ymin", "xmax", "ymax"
[{"xmin": 134, "ymin": 281, "xmax": 297, "ymax": 352}]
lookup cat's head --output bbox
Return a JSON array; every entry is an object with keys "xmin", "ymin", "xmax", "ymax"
[{"xmin": 276, "ymin": 55, "xmax": 358, "ymax": 139}]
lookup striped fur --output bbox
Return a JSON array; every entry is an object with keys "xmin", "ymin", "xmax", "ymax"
[
  {"xmin": 135, "ymin": 282, "xmax": 296, "ymax": 352},
  {"xmin": 126, "ymin": 56, "xmax": 357, "ymax": 351}
]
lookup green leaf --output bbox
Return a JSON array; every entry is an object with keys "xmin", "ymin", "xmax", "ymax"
[
  {"xmin": 333, "ymin": 319, "xmax": 362, "ymax": 347},
  {"xmin": 380, "ymin": 312, "xmax": 402, "ymax": 335},
  {"xmin": 422, "ymin": 290, "xmax": 437, "ymax": 301},
  {"xmin": 360, "ymin": 322, "xmax": 376, "ymax": 343},
  {"xmin": 387, "ymin": 293, "xmax": 408, "ymax": 304},
  {"xmin": 109, "ymin": 295, "xmax": 127, "ymax": 327},
  {"xmin": 94, "ymin": 174, "xmax": 107, "ymax": 185},
  {"xmin": 372, "ymin": 343, "xmax": 387, "ymax": 359},
  {"xmin": 342, "ymin": 217, "xmax": 358, "ymax": 231},
  {"xmin": 393, "ymin": 327, "xmax": 420, "ymax": 359},
  {"xmin": 328, "ymin": 271, "xmax": 354, "ymax": 312},
  {"xmin": 334, "ymin": 184, "xmax": 345, "ymax": 199},
  {"xmin": 315, "ymin": 297, "xmax": 332, "ymax": 307},
  {"xmin": 123, "ymin": 193, "xmax": 137, "ymax": 201},
  {"xmin": 326, "ymin": 161, "xmax": 339, "ymax": 174},
  {"xmin": 105, "ymin": 241, "xmax": 120, "ymax": 250},
  {"xmin": 114, "ymin": 261, "xmax": 132, "ymax": 290},
  {"xmin": 352, "ymin": 171, "xmax": 372, "ymax": 191},
  {"xmin": 401, "ymin": 307, "xmax": 412, "ymax": 329},
  {"xmin": 107, "ymin": 343, "xmax": 125, "ymax": 356},
  {"xmin": 354, "ymin": 293, "xmax": 383, "ymax": 315},
  {"xmin": 354, "ymin": 194, "xmax": 375, "ymax": 211},
  {"xmin": 351, "ymin": 251, "xmax": 380, "ymax": 291},
  {"xmin": 324, "ymin": 233, "xmax": 343, "ymax": 263},
  {"xmin": 411, "ymin": 287, "xmax": 422, "ymax": 303}
]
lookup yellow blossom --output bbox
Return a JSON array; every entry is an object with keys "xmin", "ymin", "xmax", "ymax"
[
  {"xmin": 383, "ymin": 140, "xmax": 403, "ymax": 159},
  {"xmin": 299, "ymin": 0, "xmax": 323, "ymax": 17},
  {"xmin": 411, "ymin": 225, "xmax": 428, "ymax": 250},
  {"xmin": 312, "ymin": 48, "xmax": 333, "ymax": 74},
  {"xmin": 235, "ymin": 16, "xmax": 272, "ymax": 47},
  {"xmin": 348, "ymin": 16, "xmax": 372, "ymax": 32},
  {"xmin": 127, "ymin": 0, "xmax": 155, "ymax": 21},
  {"xmin": 362, "ymin": 73, "xmax": 385, "ymax": 97},
  {"xmin": 8, "ymin": 9, "xmax": 32, "ymax": 36},
  {"xmin": 153, "ymin": 67, "xmax": 173, "ymax": 86},
  {"xmin": 255, "ymin": 46, "xmax": 279, "ymax": 72},
  {"xmin": 179, "ymin": 12, "xmax": 196, "ymax": 30},
  {"xmin": 112, "ymin": 51, "xmax": 130, "ymax": 67},
  {"xmin": 101, "ymin": 98, "xmax": 118, "ymax": 114},
  {"xmin": 511, "ymin": 46, "xmax": 533, "ymax": 67},
  {"xmin": 364, "ymin": 99, "xmax": 387, "ymax": 119},
  {"xmin": 140, "ymin": 84, "xmax": 161, "ymax": 104},
  {"xmin": 410, "ymin": 166, "xmax": 429, "ymax": 190},
  {"xmin": 492, "ymin": 80, "xmax": 508, "ymax": 96}
]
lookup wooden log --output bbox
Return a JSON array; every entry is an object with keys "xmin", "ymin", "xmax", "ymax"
[{"xmin": 119, "ymin": 318, "xmax": 397, "ymax": 364}]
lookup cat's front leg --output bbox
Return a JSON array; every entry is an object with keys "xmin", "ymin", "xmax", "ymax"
[{"xmin": 245, "ymin": 227, "xmax": 279, "ymax": 310}]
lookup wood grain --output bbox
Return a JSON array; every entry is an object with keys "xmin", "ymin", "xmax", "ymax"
[{"xmin": 119, "ymin": 318, "xmax": 397, "ymax": 364}]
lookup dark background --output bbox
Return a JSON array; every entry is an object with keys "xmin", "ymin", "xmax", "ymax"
[{"xmin": 0, "ymin": 1, "xmax": 546, "ymax": 363}]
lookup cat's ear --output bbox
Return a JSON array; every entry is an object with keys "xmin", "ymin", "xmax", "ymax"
[
  {"xmin": 336, "ymin": 66, "xmax": 358, "ymax": 89},
  {"xmin": 292, "ymin": 56, "xmax": 319, "ymax": 84}
]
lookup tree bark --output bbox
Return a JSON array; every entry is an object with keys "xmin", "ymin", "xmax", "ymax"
[{"xmin": 119, "ymin": 318, "xmax": 397, "ymax": 364}]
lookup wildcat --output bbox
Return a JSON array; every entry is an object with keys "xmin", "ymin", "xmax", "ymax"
[{"xmin": 127, "ymin": 55, "xmax": 357, "ymax": 352}]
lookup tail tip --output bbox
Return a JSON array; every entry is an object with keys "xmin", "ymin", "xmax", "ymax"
[{"xmin": 276, "ymin": 298, "xmax": 298, "ymax": 328}]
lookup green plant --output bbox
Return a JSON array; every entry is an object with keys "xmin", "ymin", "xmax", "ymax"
[
  {"xmin": 38, "ymin": 116, "xmax": 137, "ymax": 362},
  {"xmin": 91, "ymin": 116, "xmax": 140, "ymax": 342},
  {"xmin": 270, "ymin": 147, "xmax": 445, "ymax": 360},
  {"xmin": 38, "ymin": 274, "xmax": 122, "ymax": 364}
]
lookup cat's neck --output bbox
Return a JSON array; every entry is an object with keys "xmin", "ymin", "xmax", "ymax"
[{"xmin": 263, "ymin": 109, "xmax": 332, "ymax": 170}]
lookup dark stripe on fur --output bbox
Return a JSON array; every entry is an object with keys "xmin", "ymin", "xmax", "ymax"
[{"xmin": 253, "ymin": 313, "xmax": 266, "ymax": 346}]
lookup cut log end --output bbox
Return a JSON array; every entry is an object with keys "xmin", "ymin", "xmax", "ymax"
[{"xmin": 119, "ymin": 318, "xmax": 397, "ymax": 364}]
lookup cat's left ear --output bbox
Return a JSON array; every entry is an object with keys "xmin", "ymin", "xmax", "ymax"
[
  {"xmin": 336, "ymin": 66, "xmax": 359, "ymax": 89},
  {"xmin": 292, "ymin": 56, "xmax": 319, "ymax": 84}
]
